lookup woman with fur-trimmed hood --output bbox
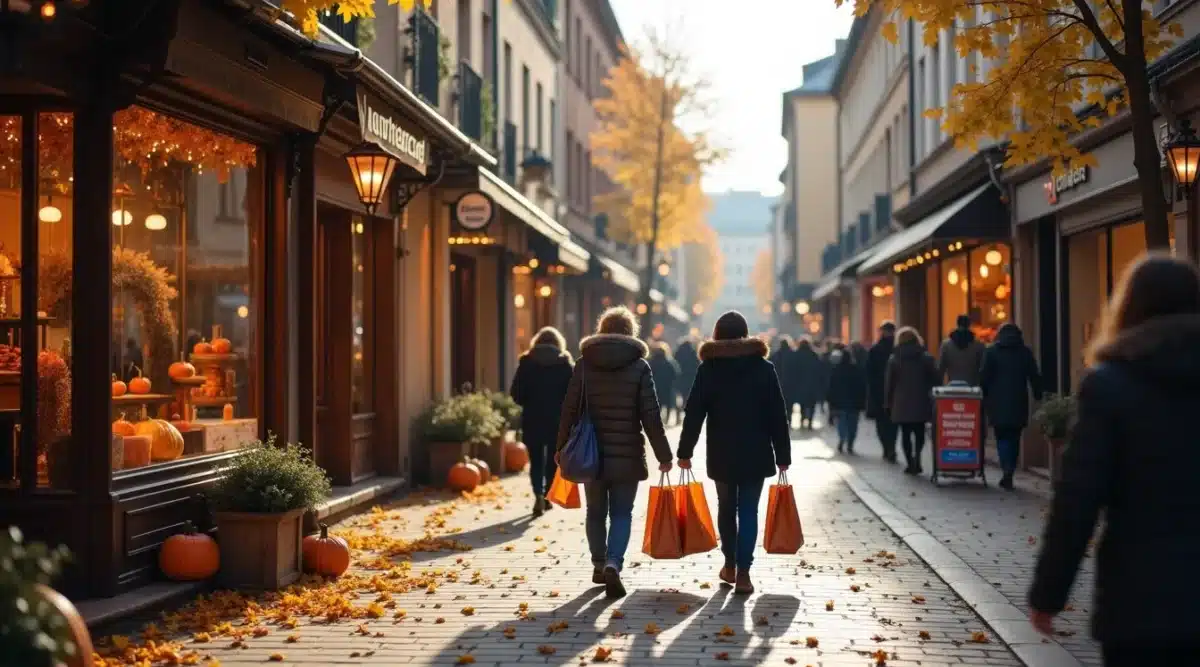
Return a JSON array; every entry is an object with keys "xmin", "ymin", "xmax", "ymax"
[
  {"xmin": 676, "ymin": 310, "xmax": 791, "ymax": 595},
  {"xmin": 556, "ymin": 306, "xmax": 673, "ymax": 599},
  {"xmin": 510, "ymin": 326, "xmax": 574, "ymax": 517}
]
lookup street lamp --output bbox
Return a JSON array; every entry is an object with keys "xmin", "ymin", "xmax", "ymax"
[
  {"xmin": 344, "ymin": 143, "xmax": 399, "ymax": 216},
  {"xmin": 1166, "ymin": 120, "xmax": 1200, "ymax": 189}
]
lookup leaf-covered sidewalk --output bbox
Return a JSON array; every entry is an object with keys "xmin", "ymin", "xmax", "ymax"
[{"xmin": 93, "ymin": 434, "xmax": 1022, "ymax": 666}]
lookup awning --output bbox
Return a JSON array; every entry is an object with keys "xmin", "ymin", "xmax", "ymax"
[
  {"xmin": 858, "ymin": 184, "xmax": 1007, "ymax": 274},
  {"xmin": 811, "ymin": 247, "xmax": 876, "ymax": 302},
  {"xmin": 598, "ymin": 255, "xmax": 640, "ymax": 293},
  {"xmin": 477, "ymin": 167, "xmax": 589, "ymax": 273}
]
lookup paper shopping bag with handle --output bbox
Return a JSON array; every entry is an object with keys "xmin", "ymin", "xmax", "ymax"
[
  {"xmin": 642, "ymin": 475, "xmax": 683, "ymax": 559},
  {"xmin": 545, "ymin": 470, "xmax": 581, "ymax": 509},
  {"xmin": 764, "ymin": 471, "xmax": 804, "ymax": 554},
  {"xmin": 676, "ymin": 470, "xmax": 718, "ymax": 555}
]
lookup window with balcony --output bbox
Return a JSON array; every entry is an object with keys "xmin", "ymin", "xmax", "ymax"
[
  {"xmin": 458, "ymin": 62, "xmax": 484, "ymax": 142},
  {"xmin": 410, "ymin": 7, "xmax": 441, "ymax": 105}
]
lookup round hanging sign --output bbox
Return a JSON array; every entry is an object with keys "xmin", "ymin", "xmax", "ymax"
[{"xmin": 454, "ymin": 191, "xmax": 495, "ymax": 231}]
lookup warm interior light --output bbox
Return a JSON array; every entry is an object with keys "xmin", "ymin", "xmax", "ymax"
[
  {"xmin": 657, "ymin": 263, "xmax": 670, "ymax": 276},
  {"xmin": 528, "ymin": 258, "xmax": 539, "ymax": 269},
  {"xmin": 780, "ymin": 302, "xmax": 792, "ymax": 313},
  {"xmin": 761, "ymin": 305, "xmax": 771, "ymax": 314},
  {"xmin": 1166, "ymin": 120, "xmax": 1200, "ymax": 187},
  {"xmin": 947, "ymin": 269, "xmax": 959, "ymax": 286},
  {"xmin": 354, "ymin": 222, "xmax": 365, "ymax": 235},
  {"xmin": 538, "ymin": 285, "xmax": 553, "ymax": 298},
  {"xmin": 40, "ymin": 1, "xmax": 56, "ymax": 19},
  {"xmin": 38, "ymin": 205, "xmax": 62, "ymax": 223},
  {"xmin": 236, "ymin": 305, "xmax": 250, "ymax": 318},
  {"xmin": 636, "ymin": 303, "xmax": 648, "ymax": 314},
  {"xmin": 692, "ymin": 303, "xmax": 704, "ymax": 315},
  {"xmin": 144, "ymin": 213, "xmax": 167, "ymax": 230},
  {"xmin": 111, "ymin": 209, "xmax": 132, "ymax": 226},
  {"xmin": 344, "ymin": 143, "xmax": 398, "ymax": 215},
  {"xmin": 513, "ymin": 294, "xmax": 526, "ymax": 308},
  {"xmin": 795, "ymin": 301, "xmax": 810, "ymax": 315},
  {"xmin": 961, "ymin": 280, "xmax": 969, "ymax": 293},
  {"xmin": 808, "ymin": 321, "xmax": 821, "ymax": 333},
  {"xmin": 985, "ymin": 249, "xmax": 1003, "ymax": 266},
  {"xmin": 979, "ymin": 264, "xmax": 989, "ymax": 278},
  {"xmin": 995, "ymin": 285, "xmax": 1008, "ymax": 299},
  {"xmin": 871, "ymin": 285, "xmax": 885, "ymax": 298}
]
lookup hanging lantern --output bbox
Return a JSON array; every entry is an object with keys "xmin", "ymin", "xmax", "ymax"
[
  {"xmin": 144, "ymin": 213, "xmax": 167, "ymax": 231},
  {"xmin": 344, "ymin": 143, "xmax": 399, "ymax": 215},
  {"xmin": 985, "ymin": 248, "xmax": 1003, "ymax": 266},
  {"xmin": 1166, "ymin": 119, "xmax": 1200, "ymax": 188},
  {"xmin": 38, "ymin": 205, "xmax": 61, "ymax": 223}
]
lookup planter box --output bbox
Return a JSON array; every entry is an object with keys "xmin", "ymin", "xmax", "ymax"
[
  {"xmin": 471, "ymin": 437, "xmax": 506, "ymax": 475},
  {"xmin": 214, "ymin": 508, "xmax": 305, "ymax": 590},
  {"xmin": 428, "ymin": 441, "xmax": 469, "ymax": 486},
  {"xmin": 1049, "ymin": 438, "xmax": 1067, "ymax": 483}
]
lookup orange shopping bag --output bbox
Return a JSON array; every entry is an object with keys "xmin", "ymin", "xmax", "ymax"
[
  {"xmin": 546, "ymin": 470, "xmax": 581, "ymax": 509},
  {"xmin": 641, "ymin": 475, "xmax": 683, "ymax": 559},
  {"xmin": 676, "ymin": 470, "xmax": 718, "ymax": 555},
  {"xmin": 763, "ymin": 471, "xmax": 804, "ymax": 554}
]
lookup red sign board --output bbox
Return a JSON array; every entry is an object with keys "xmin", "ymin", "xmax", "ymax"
[{"xmin": 934, "ymin": 395, "xmax": 982, "ymax": 470}]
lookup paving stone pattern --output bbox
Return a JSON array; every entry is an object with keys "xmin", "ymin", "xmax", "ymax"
[{"xmin": 819, "ymin": 421, "xmax": 1101, "ymax": 666}]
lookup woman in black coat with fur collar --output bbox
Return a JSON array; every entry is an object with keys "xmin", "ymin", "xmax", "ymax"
[
  {"xmin": 509, "ymin": 327, "xmax": 574, "ymax": 517},
  {"xmin": 676, "ymin": 311, "xmax": 791, "ymax": 596}
]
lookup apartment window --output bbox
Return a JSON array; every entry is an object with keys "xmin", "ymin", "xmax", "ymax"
[
  {"xmin": 584, "ymin": 150, "xmax": 592, "ymax": 211},
  {"xmin": 503, "ymin": 41, "xmax": 512, "ymax": 123},
  {"xmin": 585, "ymin": 37, "xmax": 593, "ymax": 97},
  {"xmin": 549, "ymin": 98, "xmax": 556, "ymax": 163},
  {"xmin": 457, "ymin": 0, "xmax": 470, "ymax": 62},
  {"xmin": 595, "ymin": 53, "xmax": 603, "ymax": 97},
  {"xmin": 521, "ymin": 66, "xmax": 531, "ymax": 155},
  {"xmin": 565, "ymin": 130, "xmax": 575, "ymax": 200},
  {"xmin": 482, "ymin": 11, "xmax": 493, "ymax": 86},
  {"xmin": 931, "ymin": 41, "xmax": 941, "ymax": 109},
  {"xmin": 536, "ymin": 82, "xmax": 544, "ymax": 153},
  {"xmin": 916, "ymin": 56, "xmax": 926, "ymax": 157}
]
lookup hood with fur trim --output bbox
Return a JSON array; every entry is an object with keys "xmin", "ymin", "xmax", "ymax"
[
  {"xmin": 698, "ymin": 337, "xmax": 769, "ymax": 362},
  {"xmin": 1091, "ymin": 313, "xmax": 1200, "ymax": 389},
  {"xmin": 580, "ymin": 334, "xmax": 648, "ymax": 370}
]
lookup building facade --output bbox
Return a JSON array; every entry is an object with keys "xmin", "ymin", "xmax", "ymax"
[{"xmin": 704, "ymin": 191, "xmax": 774, "ymax": 333}]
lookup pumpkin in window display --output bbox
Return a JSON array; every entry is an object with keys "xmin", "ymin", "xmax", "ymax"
[{"xmin": 136, "ymin": 418, "xmax": 184, "ymax": 461}]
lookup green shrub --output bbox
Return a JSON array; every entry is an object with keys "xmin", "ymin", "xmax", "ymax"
[
  {"xmin": 489, "ymin": 390, "xmax": 522, "ymax": 430},
  {"xmin": 0, "ymin": 527, "xmax": 78, "ymax": 667},
  {"xmin": 207, "ymin": 435, "xmax": 332, "ymax": 514},
  {"xmin": 1032, "ymin": 393, "xmax": 1076, "ymax": 441},
  {"xmin": 419, "ymin": 392, "xmax": 505, "ymax": 447}
]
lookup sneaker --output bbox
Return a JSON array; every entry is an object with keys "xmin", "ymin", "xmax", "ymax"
[
  {"xmin": 603, "ymin": 565, "xmax": 626, "ymax": 599},
  {"xmin": 718, "ymin": 566, "xmax": 735, "ymax": 585},
  {"xmin": 734, "ymin": 569, "xmax": 754, "ymax": 595},
  {"xmin": 592, "ymin": 568, "xmax": 606, "ymax": 585}
]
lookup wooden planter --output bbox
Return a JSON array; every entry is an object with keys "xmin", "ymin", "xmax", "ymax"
[
  {"xmin": 471, "ymin": 437, "xmax": 507, "ymax": 475},
  {"xmin": 214, "ymin": 508, "xmax": 305, "ymax": 590},
  {"xmin": 429, "ymin": 441, "xmax": 469, "ymax": 486}
]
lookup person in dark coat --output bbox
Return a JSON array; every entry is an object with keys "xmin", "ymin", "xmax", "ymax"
[
  {"xmin": 509, "ymin": 327, "xmax": 575, "ymax": 516},
  {"xmin": 979, "ymin": 322, "xmax": 1043, "ymax": 490},
  {"xmin": 1028, "ymin": 255, "xmax": 1200, "ymax": 666},
  {"xmin": 676, "ymin": 310, "xmax": 791, "ymax": 595},
  {"xmin": 648, "ymin": 341, "xmax": 680, "ymax": 425},
  {"xmin": 675, "ymin": 336, "xmax": 700, "ymax": 405},
  {"xmin": 556, "ymin": 306, "xmax": 672, "ymax": 599},
  {"xmin": 866, "ymin": 322, "xmax": 898, "ymax": 462},
  {"xmin": 938, "ymin": 314, "xmax": 986, "ymax": 385},
  {"xmin": 885, "ymin": 327, "xmax": 938, "ymax": 475},
  {"xmin": 849, "ymin": 341, "xmax": 869, "ymax": 370},
  {"xmin": 792, "ymin": 337, "xmax": 823, "ymax": 429},
  {"xmin": 770, "ymin": 336, "xmax": 798, "ymax": 427},
  {"xmin": 827, "ymin": 347, "xmax": 867, "ymax": 453}
]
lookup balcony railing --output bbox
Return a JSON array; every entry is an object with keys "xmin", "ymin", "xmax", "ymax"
[
  {"xmin": 319, "ymin": 7, "xmax": 359, "ymax": 46},
  {"xmin": 502, "ymin": 122, "xmax": 518, "ymax": 184},
  {"xmin": 821, "ymin": 243, "xmax": 841, "ymax": 274},
  {"xmin": 858, "ymin": 212, "xmax": 870, "ymax": 247},
  {"xmin": 457, "ymin": 62, "xmax": 484, "ymax": 142},
  {"xmin": 408, "ymin": 8, "xmax": 440, "ymax": 106}
]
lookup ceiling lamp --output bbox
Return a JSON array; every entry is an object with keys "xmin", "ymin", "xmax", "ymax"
[
  {"xmin": 795, "ymin": 301, "xmax": 810, "ymax": 315},
  {"xmin": 947, "ymin": 269, "xmax": 959, "ymax": 286},
  {"xmin": 144, "ymin": 213, "xmax": 167, "ymax": 231},
  {"xmin": 344, "ymin": 142, "xmax": 399, "ymax": 215},
  {"xmin": 513, "ymin": 294, "xmax": 526, "ymax": 308},
  {"xmin": 871, "ymin": 285, "xmax": 884, "ymax": 298},
  {"xmin": 111, "ymin": 209, "xmax": 133, "ymax": 226},
  {"xmin": 979, "ymin": 264, "xmax": 989, "ymax": 278},
  {"xmin": 38, "ymin": 205, "xmax": 61, "ymax": 223},
  {"xmin": 985, "ymin": 248, "xmax": 1003, "ymax": 266}
]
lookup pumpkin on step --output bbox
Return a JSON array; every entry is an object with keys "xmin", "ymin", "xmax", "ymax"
[
  {"xmin": 448, "ymin": 459, "xmax": 481, "ymax": 492},
  {"xmin": 136, "ymin": 419, "xmax": 184, "ymax": 461},
  {"xmin": 302, "ymin": 523, "xmax": 351, "ymax": 577},
  {"xmin": 128, "ymin": 367, "xmax": 151, "ymax": 394},
  {"xmin": 471, "ymin": 458, "xmax": 491, "ymax": 483},
  {"xmin": 159, "ymin": 521, "xmax": 219, "ymax": 581},
  {"xmin": 112, "ymin": 413, "xmax": 137, "ymax": 437},
  {"xmin": 503, "ymin": 441, "xmax": 529, "ymax": 472}
]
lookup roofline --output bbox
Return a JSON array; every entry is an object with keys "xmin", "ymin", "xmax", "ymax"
[
  {"xmin": 590, "ymin": 0, "xmax": 626, "ymax": 59},
  {"xmin": 830, "ymin": 9, "xmax": 872, "ymax": 95}
]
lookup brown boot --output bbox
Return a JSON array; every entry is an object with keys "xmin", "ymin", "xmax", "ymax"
[
  {"xmin": 734, "ymin": 569, "xmax": 754, "ymax": 595},
  {"xmin": 718, "ymin": 566, "xmax": 735, "ymax": 585}
]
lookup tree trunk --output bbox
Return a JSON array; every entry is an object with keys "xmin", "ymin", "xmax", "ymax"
[
  {"xmin": 639, "ymin": 81, "xmax": 670, "ymax": 334},
  {"xmin": 1122, "ymin": 0, "xmax": 1172, "ymax": 250}
]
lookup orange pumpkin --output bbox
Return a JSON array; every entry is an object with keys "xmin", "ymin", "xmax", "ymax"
[
  {"xmin": 136, "ymin": 419, "xmax": 184, "ymax": 461},
  {"xmin": 32, "ymin": 583, "xmax": 93, "ymax": 667},
  {"xmin": 193, "ymin": 339, "xmax": 212, "ymax": 355},
  {"xmin": 302, "ymin": 523, "xmax": 351, "ymax": 577},
  {"xmin": 128, "ymin": 366, "xmax": 151, "ymax": 394},
  {"xmin": 111, "ymin": 373, "xmax": 127, "ymax": 397},
  {"xmin": 159, "ymin": 521, "xmax": 219, "ymax": 581},
  {"xmin": 211, "ymin": 337, "xmax": 232, "ymax": 354},
  {"xmin": 471, "ymin": 457, "xmax": 491, "ymax": 483},
  {"xmin": 170, "ymin": 413, "xmax": 192, "ymax": 432},
  {"xmin": 448, "ymin": 460, "xmax": 481, "ymax": 491},
  {"xmin": 122, "ymin": 435, "xmax": 152, "ymax": 468},
  {"xmin": 168, "ymin": 359, "xmax": 196, "ymax": 380},
  {"xmin": 503, "ymin": 441, "xmax": 530, "ymax": 472},
  {"xmin": 112, "ymin": 413, "xmax": 137, "ymax": 437}
]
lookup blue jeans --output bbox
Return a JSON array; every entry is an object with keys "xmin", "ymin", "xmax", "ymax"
[
  {"xmin": 584, "ymin": 481, "xmax": 638, "ymax": 571},
  {"xmin": 714, "ymin": 479, "xmax": 765, "ymax": 570},
  {"xmin": 994, "ymin": 426, "xmax": 1022, "ymax": 474},
  {"xmin": 835, "ymin": 410, "xmax": 860, "ymax": 446}
]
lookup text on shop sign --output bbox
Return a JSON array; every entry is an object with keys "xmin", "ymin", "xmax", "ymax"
[
  {"xmin": 1043, "ymin": 166, "xmax": 1088, "ymax": 205},
  {"xmin": 358, "ymin": 95, "xmax": 428, "ymax": 175},
  {"xmin": 934, "ymin": 398, "xmax": 981, "ymax": 469}
]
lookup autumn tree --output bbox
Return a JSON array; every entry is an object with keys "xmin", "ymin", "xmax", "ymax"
[
  {"xmin": 591, "ymin": 29, "xmax": 724, "ymax": 324},
  {"xmin": 843, "ymin": 0, "xmax": 1181, "ymax": 249},
  {"xmin": 679, "ymin": 223, "xmax": 725, "ymax": 312}
]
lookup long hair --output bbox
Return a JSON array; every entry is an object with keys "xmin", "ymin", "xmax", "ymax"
[
  {"xmin": 596, "ymin": 306, "xmax": 639, "ymax": 337},
  {"xmin": 1086, "ymin": 253, "xmax": 1200, "ymax": 365},
  {"xmin": 529, "ymin": 326, "xmax": 566, "ymax": 352},
  {"xmin": 896, "ymin": 326, "xmax": 923, "ymax": 347}
]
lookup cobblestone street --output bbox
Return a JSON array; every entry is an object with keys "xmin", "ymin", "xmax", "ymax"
[{"xmin": 96, "ymin": 428, "xmax": 1030, "ymax": 666}]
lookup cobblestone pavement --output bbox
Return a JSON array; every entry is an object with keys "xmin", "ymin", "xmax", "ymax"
[
  {"xmin": 816, "ymin": 420, "xmax": 1101, "ymax": 666},
  {"xmin": 98, "ymin": 428, "xmax": 1023, "ymax": 666}
]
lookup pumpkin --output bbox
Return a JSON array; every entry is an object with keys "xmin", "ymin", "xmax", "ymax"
[
  {"xmin": 170, "ymin": 413, "xmax": 191, "ymax": 432},
  {"xmin": 159, "ymin": 521, "xmax": 219, "ymax": 581},
  {"xmin": 112, "ymin": 413, "xmax": 137, "ymax": 437},
  {"xmin": 168, "ymin": 359, "xmax": 196, "ymax": 380},
  {"xmin": 503, "ymin": 441, "xmax": 530, "ymax": 472},
  {"xmin": 448, "ymin": 459, "xmax": 481, "ymax": 492},
  {"xmin": 136, "ymin": 419, "xmax": 184, "ymax": 461},
  {"xmin": 302, "ymin": 523, "xmax": 351, "ymax": 577},
  {"xmin": 471, "ymin": 457, "xmax": 491, "ymax": 483},
  {"xmin": 211, "ymin": 337, "xmax": 232, "ymax": 354},
  {"xmin": 31, "ymin": 583, "xmax": 94, "ymax": 667},
  {"xmin": 111, "ymin": 373, "xmax": 127, "ymax": 397},
  {"xmin": 128, "ymin": 366, "xmax": 151, "ymax": 394},
  {"xmin": 193, "ymin": 339, "xmax": 212, "ymax": 355}
]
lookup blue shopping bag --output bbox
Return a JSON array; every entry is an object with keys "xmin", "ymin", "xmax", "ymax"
[{"xmin": 560, "ymin": 368, "xmax": 599, "ymax": 483}]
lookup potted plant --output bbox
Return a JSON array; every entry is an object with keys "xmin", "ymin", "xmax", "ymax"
[
  {"xmin": 419, "ymin": 393, "xmax": 505, "ymax": 486},
  {"xmin": 0, "ymin": 527, "xmax": 93, "ymax": 667},
  {"xmin": 477, "ymin": 390, "xmax": 522, "ymax": 472},
  {"xmin": 207, "ymin": 435, "xmax": 331, "ymax": 590},
  {"xmin": 1032, "ymin": 393, "xmax": 1076, "ymax": 481}
]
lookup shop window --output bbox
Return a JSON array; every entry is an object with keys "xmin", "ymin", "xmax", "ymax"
[
  {"xmin": 940, "ymin": 253, "xmax": 968, "ymax": 343},
  {"xmin": 351, "ymin": 216, "xmax": 371, "ymax": 413},
  {"xmin": 1067, "ymin": 228, "xmax": 1107, "ymax": 388},
  {"xmin": 968, "ymin": 244, "xmax": 1010, "ymax": 342},
  {"xmin": 1110, "ymin": 221, "xmax": 1148, "ymax": 288},
  {"xmin": 110, "ymin": 106, "xmax": 260, "ymax": 472},
  {"xmin": 868, "ymin": 281, "xmax": 895, "ymax": 334}
]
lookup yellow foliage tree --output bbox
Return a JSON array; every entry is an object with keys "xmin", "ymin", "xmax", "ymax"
[
  {"xmin": 679, "ymin": 223, "xmax": 725, "ymax": 311},
  {"xmin": 278, "ymin": 0, "xmax": 428, "ymax": 36},
  {"xmin": 592, "ymin": 29, "xmax": 725, "ymax": 320},
  {"xmin": 841, "ymin": 0, "xmax": 1182, "ymax": 249},
  {"xmin": 750, "ymin": 248, "xmax": 776, "ymax": 319}
]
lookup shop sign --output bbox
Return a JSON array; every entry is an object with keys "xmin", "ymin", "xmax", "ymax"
[
  {"xmin": 357, "ymin": 93, "xmax": 428, "ymax": 175},
  {"xmin": 1043, "ymin": 165, "xmax": 1088, "ymax": 204},
  {"xmin": 453, "ymin": 191, "xmax": 495, "ymax": 231},
  {"xmin": 933, "ymin": 394, "xmax": 982, "ymax": 470}
]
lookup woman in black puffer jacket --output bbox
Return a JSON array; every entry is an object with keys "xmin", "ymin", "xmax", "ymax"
[
  {"xmin": 510, "ymin": 327, "xmax": 574, "ymax": 517},
  {"xmin": 556, "ymin": 306, "xmax": 673, "ymax": 599}
]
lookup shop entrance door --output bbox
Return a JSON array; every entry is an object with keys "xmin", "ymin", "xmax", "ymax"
[{"xmin": 450, "ymin": 253, "xmax": 476, "ymax": 392}]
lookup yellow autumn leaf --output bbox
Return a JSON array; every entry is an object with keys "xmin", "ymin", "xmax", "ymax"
[
  {"xmin": 880, "ymin": 21, "xmax": 899, "ymax": 44},
  {"xmin": 644, "ymin": 622, "xmax": 661, "ymax": 635},
  {"xmin": 287, "ymin": 634, "xmax": 300, "ymax": 643},
  {"xmin": 456, "ymin": 655, "xmax": 476, "ymax": 665},
  {"xmin": 825, "ymin": 600, "xmax": 834, "ymax": 611},
  {"xmin": 461, "ymin": 606, "xmax": 475, "ymax": 616}
]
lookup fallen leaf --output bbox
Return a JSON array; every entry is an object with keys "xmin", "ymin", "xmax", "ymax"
[
  {"xmin": 805, "ymin": 636, "xmax": 819, "ymax": 648},
  {"xmin": 845, "ymin": 567, "xmax": 856, "ymax": 575},
  {"xmin": 252, "ymin": 626, "xmax": 270, "ymax": 638},
  {"xmin": 644, "ymin": 622, "xmax": 661, "ymax": 635},
  {"xmin": 912, "ymin": 595, "xmax": 926, "ymax": 604},
  {"xmin": 717, "ymin": 625, "xmax": 735, "ymax": 637},
  {"xmin": 611, "ymin": 609, "xmax": 625, "ymax": 619},
  {"xmin": 676, "ymin": 604, "xmax": 690, "ymax": 614},
  {"xmin": 969, "ymin": 631, "xmax": 990, "ymax": 644},
  {"xmin": 715, "ymin": 652, "xmax": 730, "ymax": 660},
  {"xmin": 825, "ymin": 600, "xmax": 834, "ymax": 611},
  {"xmin": 193, "ymin": 632, "xmax": 211, "ymax": 643},
  {"xmin": 593, "ymin": 646, "xmax": 613, "ymax": 662},
  {"xmin": 435, "ymin": 618, "xmax": 446, "ymax": 624},
  {"xmin": 785, "ymin": 659, "xmax": 797, "ymax": 665},
  {"xmin": 503, "ymin": 626, "xmax": 517, "ymax": 639},
  {"xmin": 548, "ymin": 591, "xmax": 560, "ymax": 598},
  {"xmin": 699, "ymin": 582, "xmax": 712, "ymax": 589},
  {"xmin": 918, "ymin": 630, "xmax": 931, "ymax": 640},
  {"xmin": 548, "ymin": 620, "xmax": 569, "ymax": 633},
  {"xmin": 850, "ymin": 584, "xmax": 861, "ymax": 592},
  {"xmin": 872, "ymin": 634, "xmax": 886, "ymax": 642},
  {"xmin": 755, "ymin": 615, "xmax": 769, "ymax": 626},
  {"xmin": 537, "ymin": 645, "xmax": 557, "ymax": 655},
  {"xmin": 268, "ymin": 655, "xmax": 285, "ymax": 663},
  {"xmin": 461, "ymin": 607, "xmax": 475, "ymax": 616},
  {"xmin": 456, "ymin": 656, "xmax": 476, "ymax": 665},
  {"xmin": 873, "ymin": 648, "xmax": 888, "ymax": 665},
  {"xmin": 286, "ymin": 634, "xmax": 300, "ymax": 643}
]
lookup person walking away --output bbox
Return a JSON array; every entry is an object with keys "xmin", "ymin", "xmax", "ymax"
[
  {"xmin": 1028, "ymin": 255, "xmax": 1200, "ymax": 666},
  {"xmin": 675, "ymin": 336, "xmax": 700, "ymax": 408},
  {"xmin": 938, "ymin": 315, "xmax": 985, "ymax": 385},
  {"xmin": 770, "ymin": 335, "xmax": 799, "ymax": 428},
  {"xmin": 648, "ymin": 341, "xmax": 680, "ymax": 426},
  {"xmin": 849, "ymin": 341, "xmax": 869, "ymax": 370},
  {"xmin": 979, "ymin": 322, "xmax": 1042, "ymax": 490},
  {"xmin": 556, "ymin": 306, "xmax": 673, "ymax": 599},
  {"xmin": 792, "ymin": 337, "xmax": 823, "ymax": 429},
  {"xmin": 867, "ymin": 322, "xmax": 899, "ymax": 462},
  {"xmin": 885, "ymin": 327, "xmax": 938, "ymax": 475},
  {"xmin": 827, "ymin": 347, "xmax": 867, "ymax": 454},
  {"xmin": 509, "ymin": 327, "xmax": 575, "ymax": 516},
  {"xmin": 676, "ymin": 311, "xmax": 790, "ymax": 595}
]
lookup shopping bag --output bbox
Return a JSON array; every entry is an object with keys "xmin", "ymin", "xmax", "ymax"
[
  {"xmin": 641, "ymin": 476, "xmax": 683, "ymax": 559},
  {"xmin": 763, "ymin": 472, "xmax": 804, "ymax": 554},
  {"xmin": 676, "ymin": 470, "xmax": 718, "ymax": 555},
  {"xmin": 546, "ymin": 470, "xmax": 581, "ymax": 509},
  {"xmin": 560, "ymin": 411, "xmax": 599, "ymax": 483}
]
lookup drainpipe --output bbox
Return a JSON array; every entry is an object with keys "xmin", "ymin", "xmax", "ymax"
[
  {"xmin": 493, "ymin": 0, "xmax": 506, "ymax": 385},
  {"xmin": 907, "ymin": 17, "xmax": 917, "ymax": 198}
]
